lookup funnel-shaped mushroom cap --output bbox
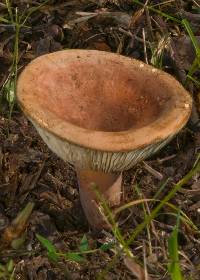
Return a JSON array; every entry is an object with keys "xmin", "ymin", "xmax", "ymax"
[{"xmin": 17, "ymin": 50, "xmax": 192, "ymax": 172}]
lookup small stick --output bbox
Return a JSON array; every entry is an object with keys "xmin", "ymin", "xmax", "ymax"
[
  {"xmin": 142, "ymin": 28, "xmax": 148, "ymax": 64},
  {"xmin": 143, "ymin": 162, "xmax": 163, "ymax": 180}
]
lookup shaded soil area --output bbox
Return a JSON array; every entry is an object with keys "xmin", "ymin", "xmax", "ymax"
[{"xmin": 0, "ymin": 1, "xmax": 200, "ymax": 279}]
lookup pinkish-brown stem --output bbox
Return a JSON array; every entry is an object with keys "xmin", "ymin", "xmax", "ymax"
[{"xmin": 76, "ymin": 170, "xmax": 122, "ymax": 230}]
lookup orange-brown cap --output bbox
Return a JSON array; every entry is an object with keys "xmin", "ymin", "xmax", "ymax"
[{"xmin": 17, "ymin": 50, "xmax": 192, "ymax": 171}]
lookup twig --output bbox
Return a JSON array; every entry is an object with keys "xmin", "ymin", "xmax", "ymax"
[
  {"xmin": 142, "ymin": 28, "xmax": 148, "ymax": 64},
  {"xmin": 192, "ymin": 0, "xmax": 200, "ymax": 8},
  {"xmin": 143, "ymin": 162, "xmax": 163, "ymax": 180}
]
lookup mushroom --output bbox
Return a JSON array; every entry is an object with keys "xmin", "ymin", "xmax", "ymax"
[{"xmin": 17, "ymin": 50, "xmax": 192, "ymax": 230}]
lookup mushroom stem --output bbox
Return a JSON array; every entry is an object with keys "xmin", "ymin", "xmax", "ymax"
[{"xmin": 76, "ymin": 169, "xmax": 122, "ymax": 230}]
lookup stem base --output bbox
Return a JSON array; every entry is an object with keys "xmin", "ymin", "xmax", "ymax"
[{"xmin": 76, "ymin": 170, "xmax": 122, "ymax": 230}]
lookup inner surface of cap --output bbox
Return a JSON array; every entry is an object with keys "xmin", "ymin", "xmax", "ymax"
[{"xmin": 21, "ymin": 52, "xmax": 172, "ymax": 132}]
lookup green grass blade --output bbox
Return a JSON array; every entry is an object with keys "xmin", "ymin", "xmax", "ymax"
[
  {"xmin": 127, "ymin": 155, "xmax": 200, "ymax": 246},
  {"xmin": 182, "ymin": 19, "xmax": 200, "ymax": 57},
  {"xmin": 187, "ymin": 75, "xmax": 200, "ymax": 87},
  {"xmin": 36, "ymin": 234, "xmax": 59, "ymax": 262},
  {"xmin": 8, "ymin": 8, "xmax": 20, "ymax": 118},
  {"xmin": 64, "ymin": 253, "xmax": 85, "ymax": 263},
  {"xmin": 91, "ymin": 183, "xmax": 133, "ymax": 258},
  {"xmin": 5, "ymin": 0, "xmax": 14, "ymax": 23},
  {"xmin": 182, "ymin": 19, "xmax": 200, "ymax": 84},
  {"xmin": 36, "ymin": 234, "xmax": 57, "ymax": 254},
  {"xmin": 153, "ymin": 178, "xmax": 171, "ymax": 200},
  {"xmin": 100, "ymin": 242, "xmax": 114, "ymax": 252},
  {"xmin": 0, "ymin": 16, "xmax": 10, "ymax": 23},
  {"xmin": 132, "ymin": 0, "xmax": 181, "ymax": 23},
  {"xmin": 168, "ymin": 211, "xmax": 183, "ymax": 280},
  {"xmin": 79, "ymin": 234, "xmax": 89, "ymax": 252},
  {"xmin": 21, "ymin": 0, "xmax": 50, "ymax": 25}
]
